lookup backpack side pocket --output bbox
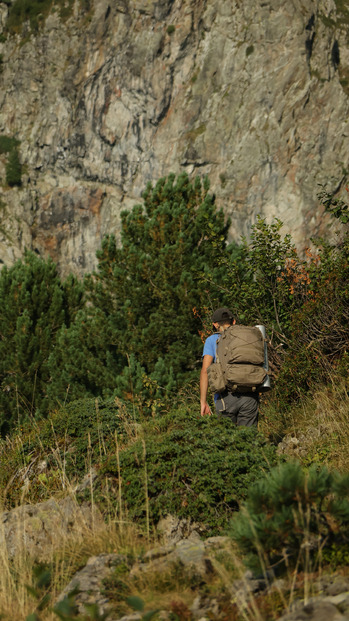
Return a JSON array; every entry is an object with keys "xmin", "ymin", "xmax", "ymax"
[{"xmin": 207, "ymin": 362, "xmax": 226, "ymax": 393}]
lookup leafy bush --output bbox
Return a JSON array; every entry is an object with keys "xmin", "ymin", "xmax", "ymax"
[
  {"xmin": 317, "ymin": 183, "xmax": 349, "ymax": 224},
  {"xmin": 274, "ymin": 235, "xmax": 349, "ymax": 407},
  {"xmin": 230, "ymin": 461, "xmax": 349, "ymax": 574},
  {"xmin": 206, "ymin": 216, "xmax": 299, "ymax": 333}
]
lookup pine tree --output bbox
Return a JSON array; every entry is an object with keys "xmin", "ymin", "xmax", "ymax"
[
  {"xmin": 230, "ymin": 461, "xmax": 349, "ymax": 573},
  {"xmin": 0, "ymin": 252, "xmax": 83, "ymax": 433},
  {"xmin": 88, "ymin": 171, "xmax": 232, "ymax": 389},
  {"xmin": 47, "ymin": 306, "xmax": 121, "ymax": 405},
  {"xmin": 49, "ymin": 172, "xmax": 233, "ymax": 405}
]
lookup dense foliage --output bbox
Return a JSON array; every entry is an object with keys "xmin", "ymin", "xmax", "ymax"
[
  {"xmin": 48, "ymin": 172, "xmax": 234, "ymax": 405},
  {"xmin": 230, "ymin": 460, "xmax": 349, "ymax": 573},
  {"xmin": 0, "ymin": 172, "xmax": 348, "ymax": 433},
  {"xmin": 0, "ymin": 252, "xmax": 83, "ymax": 434},
  {"xmin": 100, "ymin": 408, "xmax": 279, "ymax": 533},
  {"xmin": 0, "ymin": 398, "xmax": 279, "ymax": 535}
]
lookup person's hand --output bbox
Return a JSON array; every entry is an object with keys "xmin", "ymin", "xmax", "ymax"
[{"xmin": 200, "ymin": 402, "xmax": 212, "ymax": 416}]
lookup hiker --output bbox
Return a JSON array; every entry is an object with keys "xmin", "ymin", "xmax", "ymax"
[{"xmin": 200, "ymin": 307, "xmax": 259, "ymax": 427}]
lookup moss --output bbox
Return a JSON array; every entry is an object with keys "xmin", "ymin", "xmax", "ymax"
[
  {"xmin": 5, "ymin": 0, "xmax": 88, "ymax": 35},
  {"xmin": 339, "ymin": 65, "xmax": 349, "ymax": 96},
  {"xmin": 185, "ymin": 124, "xmax": 206, "ymax": 142},
  {"xmin": 0, "ymin": 135, "xmax": 19, "ymax": 154},
  {"xmin": 191, "ymin": 69, "xmax": 199, "ymax": 83},
  {"xmin": 219, "ymin": 172, "xmax": 227, "ymax": 187},
  {"xmin": 334, "ymin": 0, "xmax": 349, "ymax": 24},
  {"xmin": 246, "ymin": 45, "xmax": 254, "ymax": 57}
]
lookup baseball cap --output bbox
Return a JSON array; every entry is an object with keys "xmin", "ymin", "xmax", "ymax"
[{"xmin": 211, "ymin": 307, "xmax": 234, "ymax": 323}]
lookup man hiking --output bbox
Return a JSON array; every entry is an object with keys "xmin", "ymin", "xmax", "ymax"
[{"xmin": 200, "ymin": 307, "xmax": 260, "ymax": 427}]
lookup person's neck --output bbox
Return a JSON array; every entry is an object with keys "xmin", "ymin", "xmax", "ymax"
[{"xmin": 219, "ymin": 323, "xmax": 231, "ymax": 333}]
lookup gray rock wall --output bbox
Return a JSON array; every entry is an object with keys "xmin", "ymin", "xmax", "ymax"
[{"xmin": 0, "ymin": 0, "xmax": 348, "ymax": 275}]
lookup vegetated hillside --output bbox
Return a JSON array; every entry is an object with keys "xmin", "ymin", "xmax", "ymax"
[
  {"xmin": 0, "ymin": 171, "xmax": 348, "ymax": 437},
  {"xmin": 0, "ymin": 369, "xmax": 348, "ymax": 619},
  {"xmin": 0, "ymin": 0, "xmax": 349, "ymax": 275},
  {"xmin": 0, "ymin": 172, "xmax": 348, "ymax": 620}
]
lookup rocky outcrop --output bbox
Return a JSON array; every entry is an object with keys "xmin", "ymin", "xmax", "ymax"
[
  {"xmin": 55, "ymin": 533, "xmax": 231, "ymax": 619},
  {"xmin": 54, "ymin": 533, "xmax": 349, "ymax": 621},
  {"xmin": 0, "ymin": 0, "xmax": 349, "ymax": 275},
  {"xmin": 0, "ymin": 496, "xmax": 101, "ymax": 560},
  {"xmin": 1, "ymin": 497, "xmax": 348, "ymax": 620}
]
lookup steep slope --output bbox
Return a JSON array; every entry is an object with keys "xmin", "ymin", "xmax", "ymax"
[{"xmin": 0, "ymin": 0, "xmax": 348, "ymax": 275}]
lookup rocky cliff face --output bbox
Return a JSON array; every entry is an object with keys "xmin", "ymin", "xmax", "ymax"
[{"xmin": 0, "ymin": 0, "xmax": 348, "ymax": 275}]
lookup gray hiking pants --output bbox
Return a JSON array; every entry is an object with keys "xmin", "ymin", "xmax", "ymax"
[{"xmin": 215, "ymin": 392, "xmax": 259, "ymax": 427}]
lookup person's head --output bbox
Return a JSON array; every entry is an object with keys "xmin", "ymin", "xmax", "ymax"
[{"xmin": 211, "ymin": 307, "xmax": 235, "ymax": 332}]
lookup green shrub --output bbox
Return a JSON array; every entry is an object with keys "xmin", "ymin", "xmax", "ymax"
[
  {"xmin": 318, "ymin": 184, "xmax": 349, "ymax": 223},
  {"xmin": 5, "ymin": 0, "xmax": 90, "ymax": 34},
  {"xmin": 52, "ymin": 172, "xmax": 233, "ymax": 405},
  {"xmin": 0, "ymin": 135, "xmax": 19, "ymax": 154},
  {"xmin": 274, "ymin": 235, "xmax": 349, "ymax": 408},
  {"xmin": 0, "ymin": 400, "xmax": 279, "ymax": 534},
  {"xmin": 321, "ymin": 542, "xmax": 349, "ymax": 568},
  {"xmin": 230, "ymin": 461, "xmax": 349, "ymax": 574},
  {"xmin": 0, "ymin": 397, "xmax": 135, "ymax": 506},
  {"xmin": 0, "ymin": 252, "xmax": 83, "ymax": 434},
  {"xmin": 99, "ymin": 406, "xmax": 279, "ymax": 534},
  {"xmin": 5, "ymin": 147, "xmax": 22, "ymax": 186}
]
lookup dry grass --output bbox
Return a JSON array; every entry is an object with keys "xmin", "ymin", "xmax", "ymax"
[
  {"xmin": 260, "ymin": 377, "xmax": 349, "ymax": 472},
  {"xmin": 0, "ymin": 412, "xmax": 154, "ymax": 621},
  {"xmin": 0, "ymin": 379, "xmax": 348, "ymax": 619},
  {"xmin": 286, "ymin": 379, "xmax": 349, "ymax": 471},
  {"xmin": 0, "ymin": 496, "xmax": 152, "ymax": 620}
]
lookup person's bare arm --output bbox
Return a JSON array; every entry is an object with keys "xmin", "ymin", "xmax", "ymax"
[{"xmin": 200, "ymin": 354, "xmax": 214, "ymax": 416}]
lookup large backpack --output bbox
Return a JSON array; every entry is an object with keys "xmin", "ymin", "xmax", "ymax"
[{"xmin": 207, "ymin": 325, "xmax": 269, "ymax": 394}]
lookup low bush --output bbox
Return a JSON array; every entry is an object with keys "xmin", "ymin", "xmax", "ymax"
[
  {"xmin": 0, "ymin": 397, "xmax": 136, "ymax": 506},
  {"xmin": 0, "ymin": 399, "xmax": 279, "ymax": 536},
  {"xmin": 230, "ymin": 460, "xmax": 349, "ymax": 574},
  {"xmin": 98, "ymin": 406, "xmax": 279, "ymax": 534}
]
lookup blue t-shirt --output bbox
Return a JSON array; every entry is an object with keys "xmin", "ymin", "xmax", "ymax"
[
  {"xmin": 202, "ymin": 333, "xmax": 220, "ymax": 361},
  {"xmin": 202, "ymin": 333, "xmax": 220, "ymax": 401}
]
